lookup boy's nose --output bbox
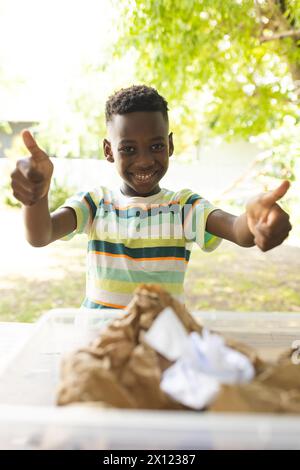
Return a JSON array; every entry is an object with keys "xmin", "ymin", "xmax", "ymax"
[{"xmin": 134, "ymin": 152, "xmax": 155, "ymax": 168}]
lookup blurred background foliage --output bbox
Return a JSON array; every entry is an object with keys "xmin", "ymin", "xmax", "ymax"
[
  {"xmin": 0, "ymin": 0, "xmax": 298, "ymax": 184},
  {"xmin": 114, "ymin": 0, "xmax": 300, "ymax": 177}
]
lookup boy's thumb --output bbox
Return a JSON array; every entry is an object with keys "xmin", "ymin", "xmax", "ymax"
[
  {"xmin": 22, "ymin": 130, "xmax": 47, "ymax": 160},
  {"xmin": 262, "ymin": 180, "xmax": 290, "ymax": 206}
]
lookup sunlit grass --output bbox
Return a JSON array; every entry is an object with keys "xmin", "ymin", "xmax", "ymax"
[{"xmin": 185, "ymin": 241, "xmax": 300, "ymax": 314}]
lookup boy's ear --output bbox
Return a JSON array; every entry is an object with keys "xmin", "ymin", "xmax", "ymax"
[
  {"xmin": 168, "ymin": 132, "xmax": 174, "ymax": 157},
  {"xmin": 103, "ymin": 139, "xmax": 114, "ymax": 162}
]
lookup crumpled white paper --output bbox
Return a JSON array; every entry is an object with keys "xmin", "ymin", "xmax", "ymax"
[
  {"xmin": 187, "ymin": 329, "xmax": 255, "ymax": 384},
  {"xmin": 160, "ymin": 358, "xmax": 220, "ymax": 410},
  {"xmin": 143, "ymin": 306, "xmax": 189, "ymax": 361},
  {"xmin": 160, "ymin": 329, "xmax": 255, "ymax": 409}
]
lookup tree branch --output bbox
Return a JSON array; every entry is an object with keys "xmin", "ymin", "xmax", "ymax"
[
  {"xmin": 260, "ymin": 29, "xmax": 300, "ymax": 42},
  {"xmin": 219, "ymin": 158, "xmax": 259, "ymax": 198}
]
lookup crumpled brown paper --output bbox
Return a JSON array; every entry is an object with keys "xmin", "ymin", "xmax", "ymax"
[
  {"xmin": 209, "ymin": 383, "xmax": 300, "ymax": 413},
  {"xmin": 56, "ymin": 284, "xmax": 300, "ymax": 413},
  {"xmin": 57, "ymin": 284, "xmax": 200, "ymax": 409},
  {"xmin": 209, "ymin": 347, "xmax": 300, "ymax": 413}
]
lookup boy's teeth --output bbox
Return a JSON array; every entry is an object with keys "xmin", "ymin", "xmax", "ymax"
[{"xmin": 134, "ymin": 172, "xmax": 155, "ymax": 181}]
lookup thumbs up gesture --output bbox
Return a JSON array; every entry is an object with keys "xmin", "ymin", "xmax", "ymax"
[
  {"xmin": 10, "ymin": 130, "xmax": 54, "ymax": 206},
  {"xmin": 246, "ymin": 180, "xmax": 292, "ymax": 251}
]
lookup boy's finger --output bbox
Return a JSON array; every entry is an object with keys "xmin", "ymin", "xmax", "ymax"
[
  {"xmin": 11, "ymin": 167, "xmax": 35, "ymax": 188},
  {"xmin": 262, "ymin": 180, "xmax": 290, "ymax": 207},
  {"xmin": 13, "ymin": 172, "xmax": 45, "ymax": 194},
  {"xmin": 12, "ymin": 186, "xmax": 34, "ymax": 206},
  {"xmin": 22, "ymin": 130, "xmax": 48, "ymax": 160},
  {"xmin": 27, "ymin": 166, "xmax": 44, "ymax": 183},
  {"xmin": 16, "ymin": 158, "xmax": 43, "ymax": 182},
  {"xmin": 257, "ymin": 219, "xmax": 288, "ymax": 241},
  {"xmin": 255, "ymin": 221, "xmax": 273, "ymax": 238},
  {"xmin": 12, "ymin": 181, "xmax": 35, "ymax": 200}
]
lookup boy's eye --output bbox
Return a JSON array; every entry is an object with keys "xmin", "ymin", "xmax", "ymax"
[
  {"xmin": 119, "ymin": 143, "xmax": 165, "ymax": 154},
  {"xmin": 119, "ymin": 147, "xmax": 135, "ymax": 154},
  {"xmin": 151, "ymin": 143, "xmax": 165, "ymax": 151}
]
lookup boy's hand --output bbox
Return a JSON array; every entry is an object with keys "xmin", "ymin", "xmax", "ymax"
[
  {"xmin": 11, "ymin": 130, "xmax": 54, "ymax": 206},
  {"xmin": 246, "ymin": 180, "xmax": 292, "ymax": 251}
]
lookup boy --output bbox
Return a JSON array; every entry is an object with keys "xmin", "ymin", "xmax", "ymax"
[{"xmin": 10, "ymin": 85, "xmax": 292, "ymax": 309}]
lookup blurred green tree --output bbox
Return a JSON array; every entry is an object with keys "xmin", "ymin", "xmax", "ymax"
[{"xmin": 114, "ymin": 0, "xmax": 300, "ymax": 176}]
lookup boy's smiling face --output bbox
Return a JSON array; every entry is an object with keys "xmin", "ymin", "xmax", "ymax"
[{"xmin": 103, "ymin": 111, "xmax": 174, "ymax": 197}]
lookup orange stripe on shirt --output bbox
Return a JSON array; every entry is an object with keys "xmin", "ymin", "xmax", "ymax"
[
  {"xmin": 89, "ymin": 298, "xmax": 127, "ymax": 309},
  {"xmin": 89, "ymin": 251, "xmax": 189, "ymax": 263}
]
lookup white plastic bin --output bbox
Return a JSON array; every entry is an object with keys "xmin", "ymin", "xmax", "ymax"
[{"xmin": 0, "ymin": 309, "xmax": 300, "ymax": 449}]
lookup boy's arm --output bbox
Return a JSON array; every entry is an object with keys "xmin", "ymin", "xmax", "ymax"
[
  {"xmin": 206, "ymin": 210, "xmax": 255, "ymax": 247},
  {"xmin": 206, "ymin": 180, "xmax": 292, "ymax": 252},
  {"xmin": 11, "ymin": 130, "xmax": 76, "ymax": 247},
  {"xmin": 23, "ymin": 197, "xmax": 76, "ymax": 247}
]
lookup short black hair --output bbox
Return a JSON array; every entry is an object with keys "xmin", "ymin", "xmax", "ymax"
[{"xmin": 105, "ymin": 85, "xmax": 169, "ymax": 123}]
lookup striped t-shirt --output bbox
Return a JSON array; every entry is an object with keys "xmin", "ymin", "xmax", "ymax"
[{"xmin": 59, "ymin": 186, "xmax": 222, "ymax": 309}]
